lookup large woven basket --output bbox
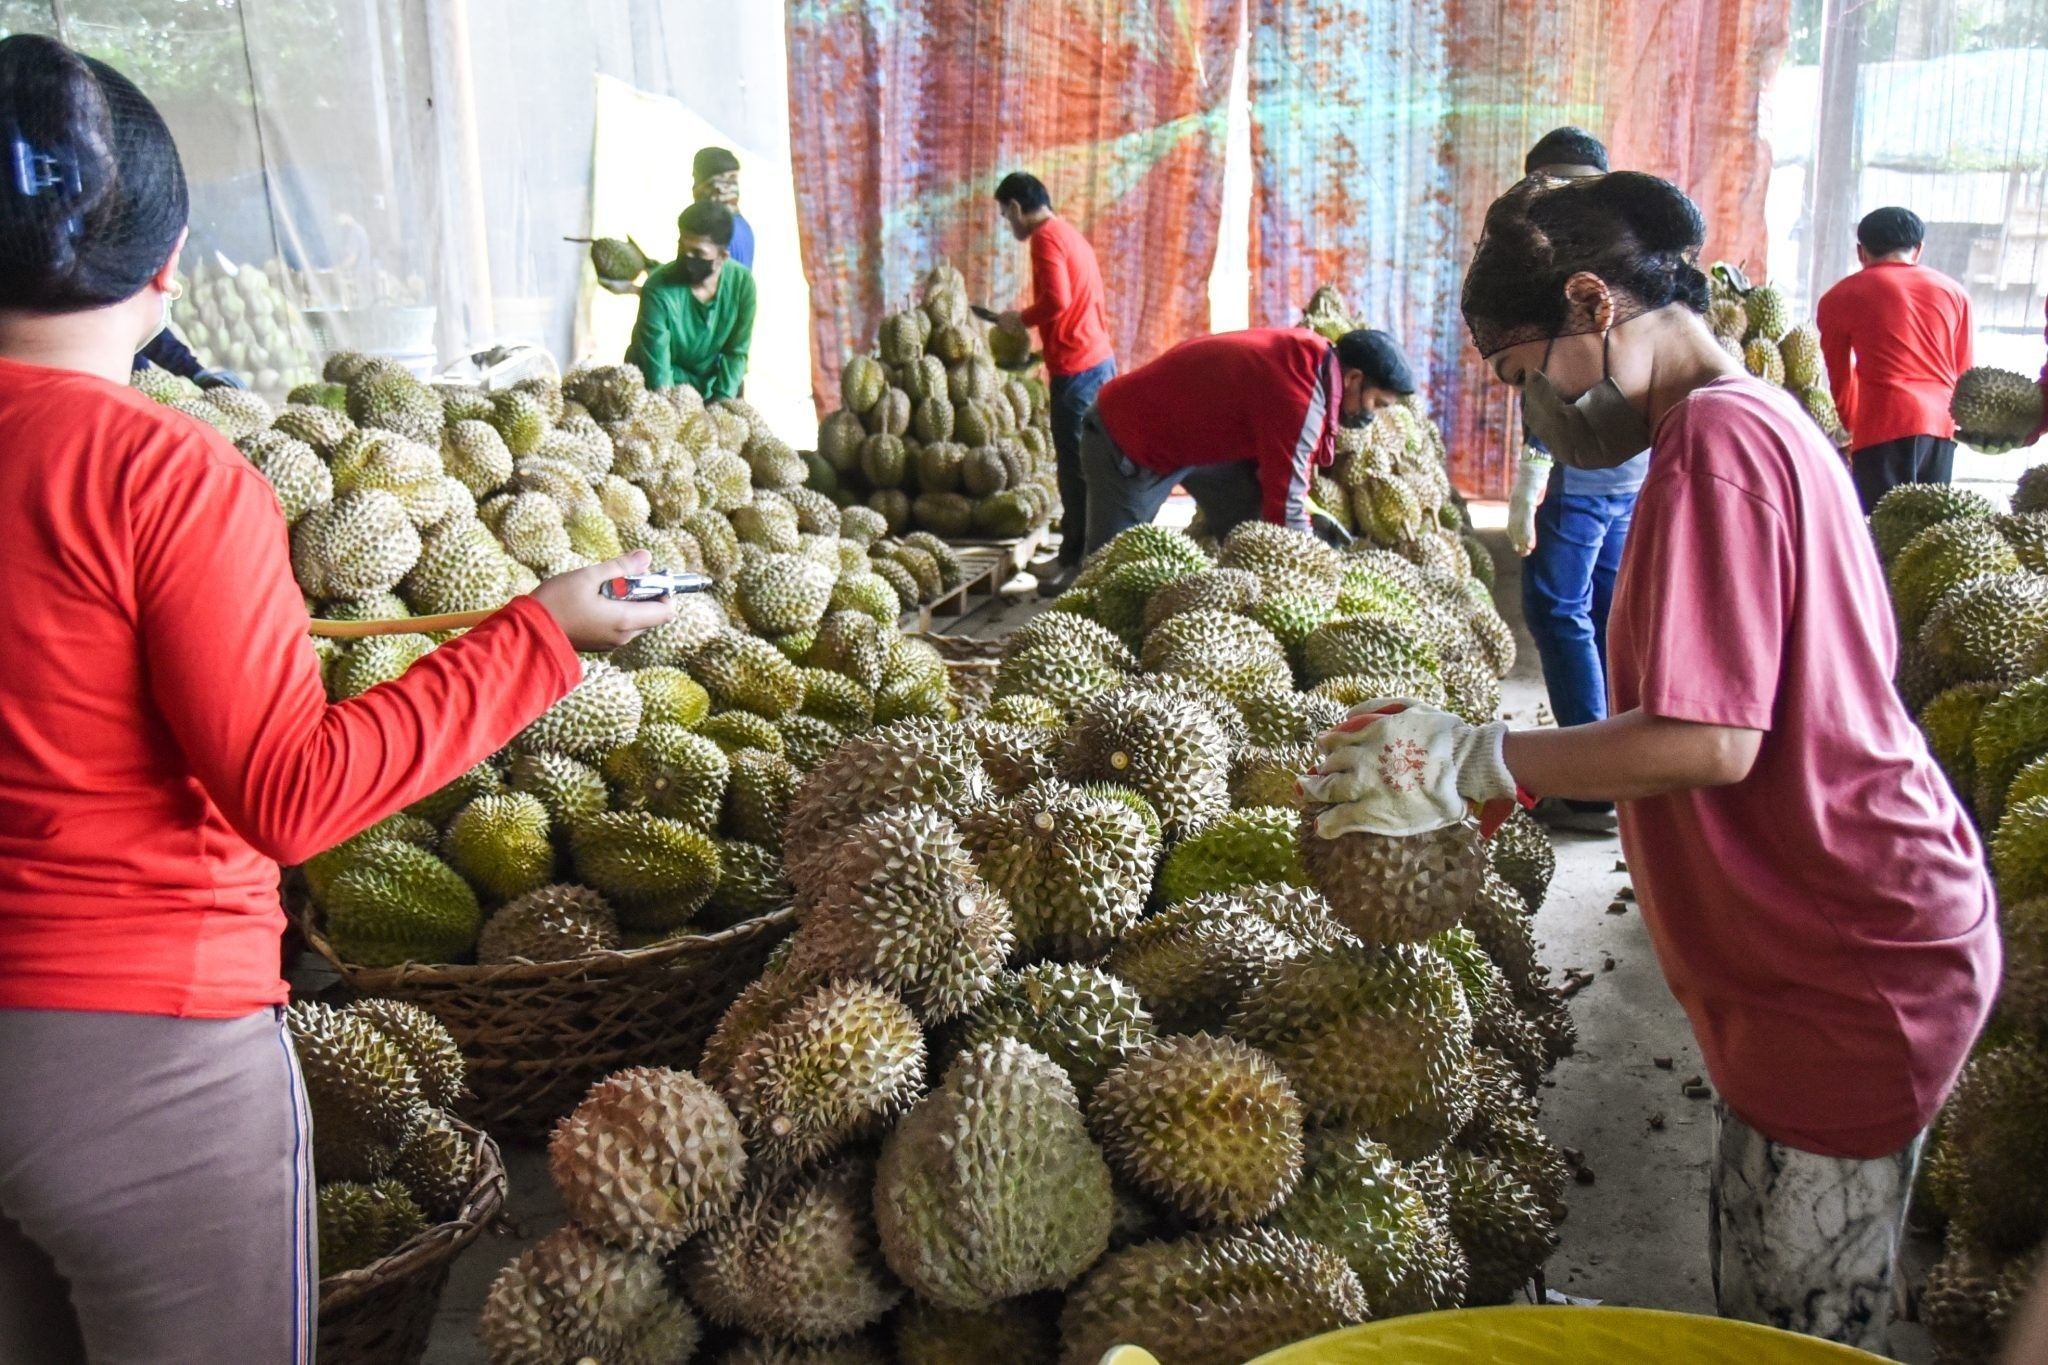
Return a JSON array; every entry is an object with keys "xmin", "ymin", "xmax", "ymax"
[
  {"xmin": 299, "ymin": 907, "xmax": 794, "ymax": 1142},
  {"xmin": 317, "ymin": 1118, "xmax": 504, "ymax": 1365}
]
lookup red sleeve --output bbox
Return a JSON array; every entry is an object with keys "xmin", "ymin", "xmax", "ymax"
[
  {"xmin": 1019, "ymin": 229, "xmax": 1070, "ymax": 331},
  {"xmin": 1816, "ymin": 289, "xmax": 1858, "ymax": 435},
  {"xmin": 1954, "ymin": 287, "xmax": 1974, "ymax": 375},
  {"xmin": 131, "ymin": 451, "xmax": 581, "ymax": 865},
  {"xmin": 1622, "ymin": 471, "xmax": 1788, "ymax": 732}
]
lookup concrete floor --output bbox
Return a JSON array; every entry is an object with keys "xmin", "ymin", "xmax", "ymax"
[{"xmin": 419, "ymin": 521, "xmax": 1940, "ymax": 1362}]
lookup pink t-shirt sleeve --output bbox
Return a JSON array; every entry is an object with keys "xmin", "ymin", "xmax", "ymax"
[{"xmin": 1624, "ymin": 472, "xmax": 1789, "ymax": 733}]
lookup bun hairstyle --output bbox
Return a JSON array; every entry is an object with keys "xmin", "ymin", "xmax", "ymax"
[
  {"xmin": 0, "ymin": 34, "xmax": 188, "ymax": 311},
  {"xmin": 1461, "ymin": 170, "xmax": 1710, "ymax": 356}
]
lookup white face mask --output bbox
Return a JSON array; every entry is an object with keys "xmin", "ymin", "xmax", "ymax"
[{"xmin": 138, "ymin": 279, "xmax": 176, "ymax": 352}]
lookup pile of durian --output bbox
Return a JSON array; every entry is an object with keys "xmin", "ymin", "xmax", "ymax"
[
  {"xmin": 170, "ymin": 254, "xmax": 322, "ymax": 394},
  {"xmin": 288, "ymin": 998, "xmax": 482, "ymax": 1277},
  {"xmin": 1876, "ymin": 475, "xmax": 2048, "ymax": 1361},
  {"xmin": 1705, "ymin": 263, "xmax": 1849, "ymax": 446},
  {"xmin": 814, "ymin": 262, "xmax": 1060, "ymax": 542},
  {"xmin": 476, "ymin": 499, "xmax": 1572, "ymax": 1361},
  {"xmin": 135, "ymin": 350, "xmax": 972, "ymax": 967}
]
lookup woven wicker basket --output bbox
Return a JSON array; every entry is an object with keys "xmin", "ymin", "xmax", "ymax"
[
  {"xmin": 317, "ymin": 1119, "xmax": 504, "ymax": 1365},
  {"xmin": 300, "ymin": 907, "xmax": 794, "ymax": 1142}
]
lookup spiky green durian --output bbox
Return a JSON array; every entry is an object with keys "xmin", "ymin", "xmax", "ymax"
[
  {"xmin": 689, "ymin": 630, "xmax": 804, "ymax": 718},
  {"xmin": 348, "ymin": 997, "xmax": 465, "ymax": 1109},
  {"xmin": 951, "ymin": 963, "xmax": 1156, "ymax": 1101},
  {"xmin": 286, "ymin": 1000, "xmax": 426, "ymax": 1182},
  {"xmin": 1158, "ymin": 806, "xmax": 1309, "ymax": 904},
  {"xmin": 1103, "ymin": 895, "xmax": 1315, "ymax": 1034},
  {"xmin": 699, "ymin": 838, "xmax": 793, "ymax": 928},
  {"xmin": 550, "ymin": 1066, "xmax": 747, "ymax": 1253},
  {"xmin": 1298, "ymin": 809, "xmax": 1483, "ymax": 945},
  {"xmin": 1952, "ymin": 366, "xmax": 2047, "ymax": 450},
  {"xmin": 1871, "ymin": 484, "xmax": 1997, "ymax": 564},
  {"xmin": 1890, "ymin": 520, "xmax": 2023, "ymax": 636},
  {"xmin": 444, "ymin": 791, "xmax": 554, "ymax": 903},
  {"xmin": 505, "ymin": 752, "xmax": 610, "ymax": 831},
  {"xmin": 320, "ymin": 840, "xmax": 483, "ymax": 966},
  {"xmin": 1443, "ymin": 1150, "xmax": 1558, "ymax": 1304},
  {"xmin": 1487, "ymin": 807, "xmax": 1555, "ymax": 912},
  {"xmin": 1301, "ymin": 615, "xmax": 1439, "ymax": 686},
  {"xmin": 326, "ymin": 632, "xmax": 435, "ymax": 699},
  {"xmin": 389, "ymin": 1109, "xmax": 479, "ymax": 1221},
  {"xmin": 874, "ymin": 1039, "xmax": 1112, "ymax": 1310},
  {"xmin": 291, "ymin": 489, "xmax": 422, "ymax": 599},
  {"xmin": 478, "ymin": 1224, "xmax": 699, "ymax": 1365},
  {"xmin": 1059, "ymin": 1227, "xmax": 1368, "ymax": 1365},
  {"xmin": 1140, "ymin": 610, "xmax": 1294, "ymax": 700},
  {"xmin": 1271, "ymin": 1133, "xmax": 1445, "ymax": 1317},
  {"xmin": 513, "ymin": 660, "xmax": 644, "ymax": 760},
  {"xmin": 781, "ymin": 806, "xmax": 1012, "ymax": 1025},
  {"xmin": 1059, "ymin": 686, "xmax": 1231, "ymax": 840},
  {"xmin": 959, "ymin": 781, "xmax": 1157, "ymax": 959},
  {"xmin": 1921, "ymin": 572, "xmax": 2048, "ymax": 685},
  {"xmin": 896, "ymin": 1299, "xmax": 1058, "ymax": 1365},
  {"xmin": 568, "ymin": 812, "xmax": 720, "ymax": 931},
  {"xmin": 601, "ymin": 723, "xmax": 729, "ymax": 828},
  {"xmin": 404, "ymin": 759, "xmax": 502, "ymax": 826},
  {"xmin": 781, "ymin": 725, "xmax": 991, "ymax": 892},
  {"xmin": 712, "ymin": 978, "xmax": 927, "ymax": 1169},
  {"xmin": 318, "ymin": 1178, "xmax": 428, "ymax": 1275},
  {"xmin": 1217, "ymin": 520, "xmax": 1344, "ymax": 599},
  {"xmin": 1973, "ymin": 675, "xmax": 2048, "ymax": 826},
  {"xmin": 724, "ymin": 746, "xmax": 799, "ymax": 847},
  {"xmin": 477, "ymin": 883, "xmax": 619, "ymax": 963},
  {"xmin": 1090, "ymin": 1034, "xmax": 1303, "ymax": 1226}
]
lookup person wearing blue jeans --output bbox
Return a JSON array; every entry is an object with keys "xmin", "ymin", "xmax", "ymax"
[
  {"xmin": 1049, "ymin": 356, "xmax": 1116, "ymax": 569},
  {"xmin": 1511, "ymin": 440, "xmax": 1646, "ymax": 832}
]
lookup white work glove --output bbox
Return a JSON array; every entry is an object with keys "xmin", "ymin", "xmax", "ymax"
[
  {"xmin": 1508, "ymin": 451, "xmax": 1551, "ymax": 558},
  {"xmin": 1297, "ymin": 701, "xmax": 1517, "ymax": 838}
]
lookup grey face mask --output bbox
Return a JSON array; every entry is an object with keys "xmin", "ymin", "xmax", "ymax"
[{"xmin": 1520, "ymin": 332, "xmax": 1653, "ymax": 470}]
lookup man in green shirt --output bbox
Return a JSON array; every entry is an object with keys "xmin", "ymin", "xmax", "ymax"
[{"xmin": 627, "ymin": 200, "xmax": 756, "ymax": 400}]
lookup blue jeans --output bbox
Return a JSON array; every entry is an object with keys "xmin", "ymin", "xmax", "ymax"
[
  {"xmin": 1050, "ymin": 358, "xmax": 1116, "ymax": 565},
  {"xmin": 1522, "ymin": 478, "xmax": 1636, "ymax": 729}
]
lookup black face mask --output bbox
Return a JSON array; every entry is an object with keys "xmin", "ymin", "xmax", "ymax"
[
  {"xmin": 675, "ymin": 256, "xmax": 715, "ymax": 286},
  {"xmin": 1340, "ymin": 407, "xmax": 1375, "ymax": 431}
]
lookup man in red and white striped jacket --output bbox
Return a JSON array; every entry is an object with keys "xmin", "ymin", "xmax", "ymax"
[{"xmin": 1079, "ymin": 326, "xmax": 1413, "ymax": 555}]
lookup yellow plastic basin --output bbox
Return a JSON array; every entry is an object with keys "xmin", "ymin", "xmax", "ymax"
[{"xmin": 1242, "ymin": 1306, "xmax": 1895, "ymax": 1363}]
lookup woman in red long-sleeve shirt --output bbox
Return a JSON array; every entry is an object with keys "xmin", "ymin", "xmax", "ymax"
[{"xmin": 0, "ymin": 36, "xmax": 669, "ymax": 1361}]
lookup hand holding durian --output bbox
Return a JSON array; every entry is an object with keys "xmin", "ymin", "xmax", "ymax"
[
  {"xmin": 1954, "ymin": 366, "xmax": 2047, "ymax": 454},
  {"xmin": 1298, "ymin": 702, "xmax": 1517, "ymax": 839}
]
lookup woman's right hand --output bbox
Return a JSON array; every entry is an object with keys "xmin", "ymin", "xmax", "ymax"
[{"xmin": 530, "ymin": 551, "xmax": 676, "ymax": 651}]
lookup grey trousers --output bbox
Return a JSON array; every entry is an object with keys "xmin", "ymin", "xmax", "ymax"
[
  {"xmin": 1709, "ymin": 1101, "xmax": 1922, "ymax": 1353},
  {"xmin": 1076, "ymin": 405, "xmax": 1263, "ymax": 557},
  {"xmin": 0, "ymin": 1008, "xmax": 315, "ymax": 1364}
]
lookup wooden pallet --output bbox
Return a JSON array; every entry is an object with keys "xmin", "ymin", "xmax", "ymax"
[{"xmin": 909, "ymin": 524, "xmax": 1054, "ymax": 631}]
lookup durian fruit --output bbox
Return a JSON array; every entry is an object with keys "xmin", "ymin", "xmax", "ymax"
[
  {"xmin": 1442, "ymin": 1150, "xmax": 1559, "ymax": 1304},
  {"xmin": 712, "ymin": 977, "xmax": 927, "ymax": 1169},
  {"xmin": 959, "ymin": 780, "xmax": 1158, "ymax": 959},
  {"xmin": 1779, "ymin": 323, "xmax": 1823, "ymax": 390},
  {"xmin": 319, "ymin": 839, "xmax": 483, "ymax": 966},
  {"xmin": 1090, "ymin": 1033, "xmax": 1304, "ymax": 1226},
  {"xmin": 477, "ymin": 883, "xmax": 620, "ymax": 963},
  {"xmin": 1953, "ymin": 366, "xmax": 2046, "ymax": 452},
  {"xmin": 1742, "ymin": 336, "xmax": 1786, "ymax": 386},
  {"xmin": 682, "ymin": 1155, "xmax": 901, "ymax": 1341},
  {"xmin": 287, "ymin": 1001, "xmax": 426, "ymax": 1182},
  {"xmin": 1488, "ymin": 807, "xmax": 1556, "ymax": 912},
  {"xmin": 318, "ymin": 1178, "xmax": 428, "ymax": 1275},
  {"xmin": 700, "ymin": 711, "xmax": 786, "ymax": 757},
  {"xmin": 1996, "ymin": 795, "xmax": 2048, "ymax": 901},
  {"xmin": 549, "ymin": 1066, "xmax": 747, "ymax": 1253},
  {"xmin": 601, "ymin": 722, "xmax": 730, "ymax": 827},
  {"xmin": 1302, "ymin": 615, "xmax": 1438, "ymax": 686},
  {"xmin": 1231, "ymin": 742, "xmax": 1314, "ymax": 809},
  {"xmin": 725, "ymin": 747, "xmax": 801, "ymax": 847},
  {"xmin": 1140, "ymin": 609, "xmax": 1294, "ymax": 700},
  {"xmin": 1059, "ymin": 686, "xmax": 1232, "ymax": 840},
  {"xmin": 478, "ymin": 1224, "xmax": 700, "ymax": 1365},
  {"xmin": 1299, "ymin": 810, "xmax": 1483, "ymax": 944},
  {"xmin": 1217, "ymin": 518, "xmax": 1344, "ymax": 598},
  {"xmin": 780, "ymin": 805, "xmax": 1012, "ymax": 1024},
  {"xmin": 1465, "ymin": 868, "xmax": 1575, "ymax": 1064},
  {"xmin": 390, "ymin": 1108, "xmax": 479, "ymax": 1220},
  {"xmin": 1436, "ymin": 928, "xmax": 1549, "ymax": 1089},
  {"xmin": 568, "ymin": 811, "xmax": 721, "ymax": 931},
  {"xmin": 1058, "ymin": 1227, "xmax": 1368, "ymax": 1365},
  {"xmin": 1920, "ymin": 1237, "xmax": 2040, "ymax": 1365},
  {"xmin": 1230, "ymin": 940, "xmax": 1475, "ymax": 1150},
  {"xmin": 896, "ymin": 1297, "xmax": 1060, "ymax": 1365},
  {"xmin": 1270, "ymin": 1132, "xmax": 1445, "ymax": 1317},
  {"xmin": 1973, "ymin": 675, "xmax": 2048, "ymax": 827},
  {"xmin": 514, "ymin": 660, "xmax": 645, "ymax": 760},
  {"xmin": 1157, "ymin": 805, "xmax": 1309, "ymax": 903},
  {"xmin": 1104, "ymin": 894, "xmax": 1316, "ymax": 1034},
  {"xmin": 1870, "ymin": 483, "xmax": 1996, "ymax": 565},
  {"xmin": 876, "ymin": 1039, "xmax": 1114, "ymax": 1308},
  {"xmin": 1743, "ymin": 282, "xmax": 1790, "ymax": 341},
  {"xmin": 781, "ymin": 725, "xmax": 992, "ymax": 891},
  {"xmin": 1921, "ymin": 572, "xmax": 2048, "ymax": 686},
  {"xmin": 1889, "ymin": 520, "xmax": 2022, "ymax": 637},
  {"xmin": 1927, "ymin": 1038, "xmax": 2048, "ymax": 1254},
  {"xmin": 690, "ymin": 629, "xmax": 805, "ymax": 718},
  {"xmin": 349, "ymin": 997, "xmax": 466, "ymax": 1110},
  {"xmin": 444, "ymin": 791, "xmax": 554, "ymax": 903},
  {"xmin": 950, "ymin": 962, "xmax": 1157, "ymax": 1100},
  {"xmin": 291, "ymin": 489, "xmax": 422, "ymax": 599}
]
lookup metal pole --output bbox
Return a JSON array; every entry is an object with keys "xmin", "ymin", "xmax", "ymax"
[
  {"xmin": 425, "ymin": 0, "xmax": 495, "ymax": 355},
  {"xmin": 1804, "ymin": 0, "xmax": 1865, "ymax": 307}
]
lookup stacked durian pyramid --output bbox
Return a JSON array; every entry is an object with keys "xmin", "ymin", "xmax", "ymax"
[
  {"xmin": 1704, "ymin": 263, "xmax": 1849, "ymax": 446},
  {"xmin": 289, "ymin": 998, "xmax": 483, "ymax": 1277},
  {"xmin": 135, "ymin": 350, "xmax": 970, "ymax": 968},
  {"xmin": 813, "ymin": 262, "xmax": 1060, "ymax": 542},
  {"xmin": 1296, "ymin": 286, "xmax": 1496, "ymax": 590},
  {"xmin": 168, "ymin": 254, "xmax": 321, "ymax": 394},
  {"xmin": 1873, "ymin": 475, "xmax": 2048, "ymax": 1361},
  {"xmin": 476, "ymin": 440, "xmax": 1573, "ymax": 1361}
]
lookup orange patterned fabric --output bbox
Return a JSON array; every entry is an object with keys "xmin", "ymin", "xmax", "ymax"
[
  {"xmin": 1245, "ymin": 0, "xmax": 1789, "ymax": 496},
  {"xmin": 785, "ymin": 1, "xmax": 1245, "ymax": 412}
]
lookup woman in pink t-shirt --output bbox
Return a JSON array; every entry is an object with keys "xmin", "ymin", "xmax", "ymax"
[{"xmin": 1304, "ymin": 172, "xmax": 1997, "ymax": 1350}]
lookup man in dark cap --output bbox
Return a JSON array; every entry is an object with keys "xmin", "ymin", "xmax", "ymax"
[
  {"xmin": 693, "ymin": 147, "xmax": 753, "ymax": 270},
  {"xmin": 1817, "ymin": 206, "xmax": 1974, "ymax": 512},
  {"xmin": 1073, "ymin": 326, "xmax": 1412, "ymax": 555}
]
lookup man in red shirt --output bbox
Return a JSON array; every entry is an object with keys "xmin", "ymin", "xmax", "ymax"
[
  {"xmin": 995, "ymin": 172, "xmax": 1116, "ymax": 592},
  {"xmin": 1816, "ymin": 207, "xmax": 1974, "ymax": 514},
  {"xmin": 1076, "ymin": 327, "xmax": 1413, "ymax": 556}
]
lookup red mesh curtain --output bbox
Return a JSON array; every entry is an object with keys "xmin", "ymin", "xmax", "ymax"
[
  {"xmin": 1246, "ymin": 0, "xmax": 1790, "ymax": 496},
  {"xmin": 786, "ymin": 1, "xmax": 1245, "ymax": 412}
]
